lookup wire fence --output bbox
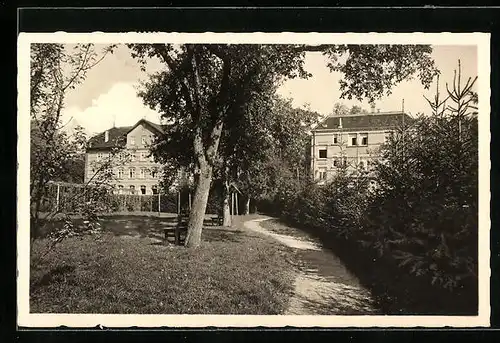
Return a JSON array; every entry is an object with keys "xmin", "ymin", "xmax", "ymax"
[{"xmin": 36, "ymin": 181, "xmax": 223, "ymax": 215}]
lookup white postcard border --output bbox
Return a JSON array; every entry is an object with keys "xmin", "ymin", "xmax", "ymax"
[{"xmin": 17, "ymin": 32, "xmax": 491, "ymax": 328}]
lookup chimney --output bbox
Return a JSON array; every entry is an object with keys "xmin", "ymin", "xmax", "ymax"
[
  {"xmin": 104, "ymin": 130, "xmax": 109, "ymax": 143},
  {"xmin": 338, "ymin": 117, "xmax": 343, "ymax": 129}
]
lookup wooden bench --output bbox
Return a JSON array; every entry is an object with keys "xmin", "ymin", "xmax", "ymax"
[
  {"xmin": 164, "ymin": 212, "xmax": 189, "ymax": 245},
  {"xmin": 211, "ymin": 214, "xmax": 223, "ymax": 226}
]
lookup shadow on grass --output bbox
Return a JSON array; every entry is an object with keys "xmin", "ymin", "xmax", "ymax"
[
  {"xmin": 203, "ymin": 228, "xmax": 244, "ymax": 243},
  {"xmin": 31, "ymin": 264, "xmax": 76, "ymax": 292},
  {"xmin": 39, "ymin": 214, "xmax": 223, "ymax": 237}
]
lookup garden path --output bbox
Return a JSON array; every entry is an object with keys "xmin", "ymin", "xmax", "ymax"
[{"xmin": 244, "ymin": 217, "xmax": 378, "ymax": 315}]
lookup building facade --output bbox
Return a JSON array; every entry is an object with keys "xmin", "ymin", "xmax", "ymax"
[
  {"xmin": 310, "ymin": 110, "xmax": 412, "ymax": 183},
  {"xmin": 85, "ymin": 119, "xmax": 166, "ymax": 195}
]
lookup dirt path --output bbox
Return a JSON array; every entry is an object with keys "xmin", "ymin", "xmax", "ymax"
[{"xmin": 244, "ymin": 217, "xmax": 378, "ymax": 315}]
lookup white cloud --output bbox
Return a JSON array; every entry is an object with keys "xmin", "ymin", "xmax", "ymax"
[{"xmin": 61, "ymin": 82, "xmax": 161, "ymax": 136}]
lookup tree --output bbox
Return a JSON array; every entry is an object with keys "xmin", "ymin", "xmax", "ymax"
[
  {"xmin": 332, "ymin": 102, "xmax": 349, "ymax": 116},
  {"xmin": 30, "ymin": 43, "xmax": 114, "ymax": 242},
  {"xmin": 349, "ymin": 105, "xmax": 366, "ymax": 115},
  {"xmin": 331, "ymin": 103, "xmax": 367, "ymax": 116},
  {"xmin": 367, "ymin": 60, "xmax": 478, "ymax": 291},
  {"xmin": 130, "ymin": 43, "xmax": 438, "ymax": 248},
  {"xmin": 233, "ymin": 97, "xmax": 320, "ymax": 216},
  {"xmin": 213, "ymin": 77, "xmax": 280, "ymax": 224}
]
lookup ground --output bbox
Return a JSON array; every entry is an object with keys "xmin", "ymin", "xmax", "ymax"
[
  {"xmin": 30, "ymin": 213, "xmax": 379, "ymax": 315},
  {"xmin": 246, "ymin": 217, "xmax": 378, "ymax": 315},
  {"xmin": 30, "ymin": 214, "xmax": 295, "ymax": 314}
]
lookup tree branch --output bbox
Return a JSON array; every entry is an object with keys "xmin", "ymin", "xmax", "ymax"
[
  {"xmin": 189, "ymin": 46, "xmax": 203, "ymax": 121},
  {"xmin": 193, "ymin": 125, "xmax": 207, "ymax": 167},
  {"xmin": 154, "ymin": 44, "xmax": 196, "ymax": 116}
]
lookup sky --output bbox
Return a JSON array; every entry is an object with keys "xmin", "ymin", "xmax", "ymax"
[{"xmin": 60, "ymin": 44, "xmax": 478, "ymax": 136}]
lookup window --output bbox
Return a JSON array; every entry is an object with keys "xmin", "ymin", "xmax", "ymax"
[
  {"xmin": 130, "ymin": 136, "xmax": 136, "ymax": 145},
  {"xmin": 140, "ymin": 168, "xmax": 147, "ymax": 179},
  {"xmin": 118, "ymin": 185, "xmax": 123, "ymax": 194},
  {"xmin": 349, "ymin": 134, "xmax": 357, "ymax": 146},
  {"xmin": 333, "ymin": 134, "xmax": 338, "ymax": 144},
  {"xmin": 97, "ymin": 152, "xmax": 103, "ymax": 161},
  {"xmin": 140, "ymin": 152, "xmax": 148, "ymax": 161},
  {"xmin": 152, "ymin": 185, "xmax": 158, "ymax": 195},
  {"xmin": 141, "ymin": 135, "xmax": 147, "ymax": 146},
  {"xmin": 151, "ymin": 169, "xmax": 157, "ymax": 178},
  {"xmin": 129, "ymin": 185, "xmax": 135, "ymax": 195},
  {"xmin": 140, "ymin": 185, "xmax": 146, "ymax": 195},
  {"xmin": 333, "ymin": 159, "xmax": 338, "ymax": 167},
  {"xmin": 129, "ymin": 168, "xmax": 136, "ymax": 179},
  {"xmin": 318, "ymin": 169, "xmax": 327, "ymax": 180},
  {"xmin": 360, "ymin": 133, "xmax": 368, "ymax": 146},
  {"xmin": 117, "ymin": 168, "xmax": 124, "ymax": 179},
  {"xmin": 319, "ymin": 149, "xmax": 327, "ymax": 159}
]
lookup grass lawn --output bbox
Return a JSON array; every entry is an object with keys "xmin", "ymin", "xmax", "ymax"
[{"xmin": 30, "ymin": 215, "xmax": 295, "ymax": 314}]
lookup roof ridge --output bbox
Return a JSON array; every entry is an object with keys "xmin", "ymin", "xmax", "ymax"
[
  {"xmin": 314, "ymin": 111, "xmax": 411, "ymax": 131},
  {"xmin": 335, "ymin": 111, "xmax": 406, "ymax": 117}
]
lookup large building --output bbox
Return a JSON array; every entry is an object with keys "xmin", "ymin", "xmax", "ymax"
[
  {"xmin": 310, "ymin": 109, "xmax": 412, "ymax": 183},
  {"xmin": 85, "ymin": 119, "xmax": 167, "ymax": 195}
]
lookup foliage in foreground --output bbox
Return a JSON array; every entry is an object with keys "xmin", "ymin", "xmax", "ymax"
[
  {"xmin": 30, "ymin": 230, "xmax": 294, "ymax": 314},
  {"xmin": 30, "ymin": 43, "xmax": 117, "ymax": 243}
]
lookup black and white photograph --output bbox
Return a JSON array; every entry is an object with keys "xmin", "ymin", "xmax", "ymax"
[{"xmin": 17, "ymin": 32, "xmax": 490, "ymax": 328}]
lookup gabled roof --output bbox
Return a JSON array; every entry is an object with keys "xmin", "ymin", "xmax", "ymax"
[
  {"xmin": 87, "ymin": 119, "xmax": 165, "ymax": 150},
  {"xmin": 314, "ymin": 111, "xmax": 413, "ymax": 131},
  {"xmin": 87, "ymin": 126, "xmax": 131, "ymax": 149},
  {"xmin": 127, "ymin": 119, "xmax": 165, "ymax": 136}
]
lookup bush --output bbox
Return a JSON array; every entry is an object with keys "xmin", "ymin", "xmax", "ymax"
[{"xmin": 365, "ymin": 112, "xmax": 478, "ymax": 290}]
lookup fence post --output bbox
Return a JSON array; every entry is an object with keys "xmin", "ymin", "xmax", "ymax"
[
  {"xmin": 177, "ymin": 191, "xmax": 180, "ymax": 214},
  {"xmin": 56, "ymin": 183, "xmax": 60, "ymax": 212},
  {"xmin": 231, "ymin": 192, "xmax": 234, "ymax": 216}
]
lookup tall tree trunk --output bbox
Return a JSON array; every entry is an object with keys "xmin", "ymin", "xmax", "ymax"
[
  {"xmin": 184, "ymin": 116, "xmax": 224, "ymax": 247},
  {"xmin": 242, "ymin": 195, "xmax": 250, "ymax": 215},
  {"xmin": 184, "ymin": 163, "xmax": 213, "ymax": 248},
  {"xmin": 222, "ymin": 181, "xmax": 232, "ymax": 227}
]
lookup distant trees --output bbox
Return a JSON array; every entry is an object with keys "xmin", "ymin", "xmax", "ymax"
[
  {"xmin": 332, "ymin": 103, "xmax": 349, "ymax": 116},
  {"xmin": 349, "ymin": 105, "xmax": 366, "ymax": 114},
  {"xmin": 233, "ymin": 97, "xmax": 319, "ymax": 217},
  {"xmin": 331, "ymin": 103, "xmax": 368, "ymax": 116}
]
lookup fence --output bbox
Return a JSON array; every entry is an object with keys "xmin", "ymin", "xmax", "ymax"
[{"xmin": 36, "ymin": 181, "xmax": 223, "ymax": 215}]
